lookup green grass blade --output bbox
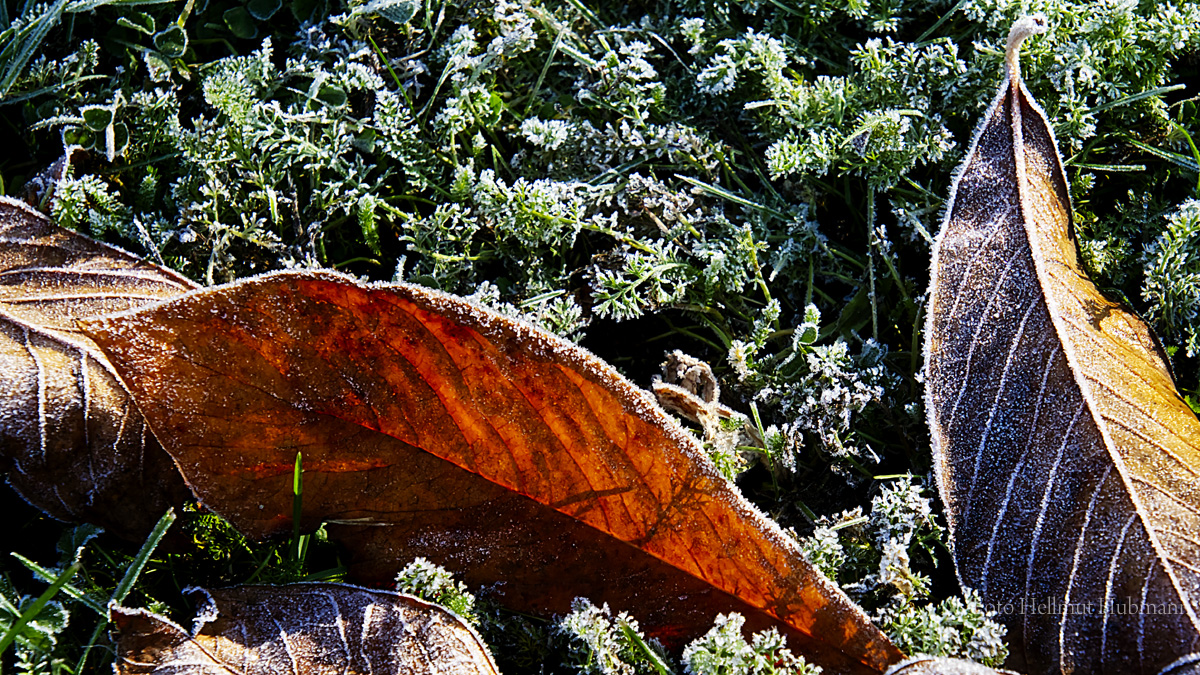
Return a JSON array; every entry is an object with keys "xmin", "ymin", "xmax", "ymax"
[
  {"xmin": 619, "ymin": 621, "xmax": 673, "ymax": 675},
  {"xmin": 74, "ymin": 507, "xmax": 176, "ymax": 674},
  {"xmin": 1169, "ymin": 120, "xmax": 1200, "ymax": 194},
  {"xmin": 1087, "ymin": 84, "xmax": 1186, "ymax": 115},
  {"xmin": 0, "ymin": 0, "xmax": 71, "ymax": 98},
  {"xmin": 292, "ymin": 450, "xmax": 309, "ymax": 563},
  {"xmin": 674, "ymin": 174, "xmax": 787, "ymax": 219},
  {"xmin": 111, "ymin": 508, "xmax": 176, "ymax": 604},
  {"xmin": 1127, "ymin": 137, "xmax": 1200, "ymax": 173},
  {"xmin": 560, "ymin": 0, "xmax": 600, "ymax": 26},
  {"xmin": 1070, "ymin": 162, "xmax": 1147, "ymax": 172},
  {"xmin": 10, "ymin": 554, "xmax": 106, "ymax": 616},
  {"xmin": 0, "ymin": 74, "xmax": 108, "ymax": 107},
  {"xmin": 523, "ymin": 29, "xmax": 564, "ymax": 117},
  {"xmin": 915, "ymin": 0, "xmax": 969, "ymax": 43},
  {"xmin": 0, "ymin": 561, "xmax": 81, "ymax": 656},
  {"xmin": 66, "ymin": 0, "xmax": 176, "ymax": 9}
]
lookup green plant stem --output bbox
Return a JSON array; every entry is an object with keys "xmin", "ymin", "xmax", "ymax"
[{"xmin": 292, "ymin": 450, "xmax": 309, "ymax": 563}]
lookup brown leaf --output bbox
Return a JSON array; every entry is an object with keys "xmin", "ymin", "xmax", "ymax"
[
  {"xmin": 925, "ymin": 16, "xmax": 1200, "ymax": 673},
  {"xmin": 652, "ymin": 350, "xmax": 761, "ymax": 458},
  {"xmin": 885, "ymin": 657, "xmax": 1014, "ymax": 675},
  {"xmin": 0, "ymin": 197, "xmax": 195, "ymax": 537},
  {"xmin": 83, "ymin": 270, "xmax": 903, "ymax": 673},
  {"xmin": 111, "ymin": 583, "xmax": 498, "ymax": 674}
]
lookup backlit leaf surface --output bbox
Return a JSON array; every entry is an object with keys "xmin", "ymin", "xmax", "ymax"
[
  {"xmin": 0, "ymin": 197, "xmax": 194, "ymax": 537},
  {"xmin": 84, "ymin": 270, "xmax": 902, "ymax": 673},
  {"xmin": 925, "ymin": 17, "xmax": 1200, "ymax": 673},
  {"xmin": 111, "ymin": 583, "xmax": 498, "ymax": 674}
]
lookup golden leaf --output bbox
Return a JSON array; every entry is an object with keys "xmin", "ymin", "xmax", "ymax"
[{"xmin": 925, "ymin": 16, "xmax": 1200, "ymax": 672}]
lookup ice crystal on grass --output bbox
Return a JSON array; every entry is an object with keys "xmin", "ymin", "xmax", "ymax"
[
  {"xmin": 780, "ymin": 339, "xmax": 890, "ymax": 465},
  {"xmin": 591, "ymin": 240, "xmax": 691, "ymax": 321},
  {"xmin": 846, "ymin": 475, "xmax": 943, "ymax": 603},
  {"xmin": 876, "ymin": 590, "xmax": 1008, "ymax": 667},
  {"xmin": 394, "ymin": 557, "xmax": 479, "ymax": 626},
  {"xmin": 695, "ymin": 30, "xmax": 791, "ymax": 96},
  {"xmin": 1, "ymin": 577, "xmax": 70, "ymax": 675},
  {"xmin": 51, "ymin": 172, "xmax": 129, "ymax": 237},
  {"xmin": 797, "ymin": 518, "xmax": 848, "ymax": 582},
  {"xmin": 798, "ymin": 476, "xmax": 1003, "ymax": 663},
  {"xmin": 7, "ymin": 39, "xmax": 100, "ymax": 100},
  {"xmin": 1144, "ymin": 200, "xmax": 1200, "ymax": 357},
  {"xmin": 556, "ymin": 598, "xmax": 667, "ymax": 675},
  {"xmin": 731, "ymin": 302, "xmax": 894, "ymax": 473},
  {"xmin": 575, "ymin": 39, "xmax": 666, "ymax": 122},
  {"xmin": 869, "ymin": 474, "xmax": 940, "ymax": 554},
  {"xmin": 682, "ymin": 613, "xmax": 821, "ymax": 675}
]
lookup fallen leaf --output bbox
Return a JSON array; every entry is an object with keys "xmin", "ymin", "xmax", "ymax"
[
  {"xmin": 652, "ymin": 350, "xmax": 761, "ymax": 461},
  {"xmin": 83, "ymin": 270, "xmax": 903, "ymax": 673},
  {"xmin": 0, "ymin": 196, "xmax": 195, "ymax": 537},
  {"xmin": 885, "ymin": 657, "xmax": 1012, "ymax": 675},
  {"xmin": 111, "ymin": 583, "xmax": 498, "ymax": 674},
  {"xmin": 925, "ymin": 16, "xmax": 1200, "ymax": 673}
]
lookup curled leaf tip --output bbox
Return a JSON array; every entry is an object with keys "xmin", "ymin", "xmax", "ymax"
[{"xmin": 1004, "ymin": 14, "xmax": 1048, "ymax": 81}]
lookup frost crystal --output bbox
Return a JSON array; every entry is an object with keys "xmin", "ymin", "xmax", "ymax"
[
  {"xmin": 682, "ymin": 613, "xmax": 821, "ymax": 675},
  {"xmin": 556, "ymin": 598, "xmax": 666, "ymax": 675}
]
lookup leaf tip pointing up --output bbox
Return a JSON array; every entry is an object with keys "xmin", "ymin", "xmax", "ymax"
[{"xmin": 1004, "ymin": 14, "xmax": 1048, "ymax": 83}]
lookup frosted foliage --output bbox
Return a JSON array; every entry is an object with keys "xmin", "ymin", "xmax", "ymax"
[
  {"xmin": 1143, "ymin": 199, "xmax": 1200, "ymax": 357},
  {"xmin": 394, "ymin": 557, "xmax": 478, "ymax": 624},
  {"xmin": 111, "ymin": 583, "xmax": 499, "ymax": 674},
  {"xmin": 924, "ymin": 27, "xmax": 1200, "ymax": 673},
  {"xmin": 576, "ymin": 39, "xmax": 664, "ymax": 113},
  {"xmin": 726, "ymin": 293, "xmax": 891, "ymax": 475},
  {"xmin": 798, "ymin": 518, "xmax": 848, "ymax": 582},
  {"xmin": 0, "ymin": 576, "xmax": 70, "ymax": 660},
  {"xmin": 802, "ymin": 477, "xmax": 944, "ymax": 605},
  {"xmin": 770, "ymin": 339, "xmax": 890, "ymax": 467},
  {"xmin": 556, "ymin": 598, "xmax": 658, "ymax": 675},
  {"xmin": 696, "ymin": 30, "xmax": 791, "ymax": 97},
  {"xmin": 875, "ymin": 590, "xmax": 1008, "ymax": 666},
  {"xmin": 516, "ymin": 117, "xmax": 720, "ymax": 176},
  {"xmin": 682, "ymin": 613, "xmax": 821, "ymax": 675},
  {"xmin": 870, "ymin": 476, "xmax": 936, "ymax": 549}
]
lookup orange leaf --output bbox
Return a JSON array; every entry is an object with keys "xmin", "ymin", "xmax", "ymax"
[{"xmin": 84, "ymin": 270, "xmax": 902, "ymax": 673}]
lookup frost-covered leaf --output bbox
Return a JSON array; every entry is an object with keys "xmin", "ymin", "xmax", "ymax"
[
  {"xmin": 111, "ymin": 583, "xmax": 498, "ymax": 674},
  {"xmin": 351, "ymin": 0, "xmax": 417, "ymax": 24},
  {"xmin": 925, "ymin": 17, "xmax": 1200, "ymax": 673},
  {"xmin": 151, "ymin": 25, "xmax": 188, "ymax": 58},
  {"xmin": 79, "ymin": 105, "xmax": 112, "ymax": 132},
  {"xmin": 884, "ymin": 657, "xmax": 1010, "ymax": 675},
  {"xmin": 0, "ymin": 197, "xmax": 194, "ymax": 538},
  {"xmin": 83, "ymin": 270, "xmax": 902, "ymax": 673}
]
